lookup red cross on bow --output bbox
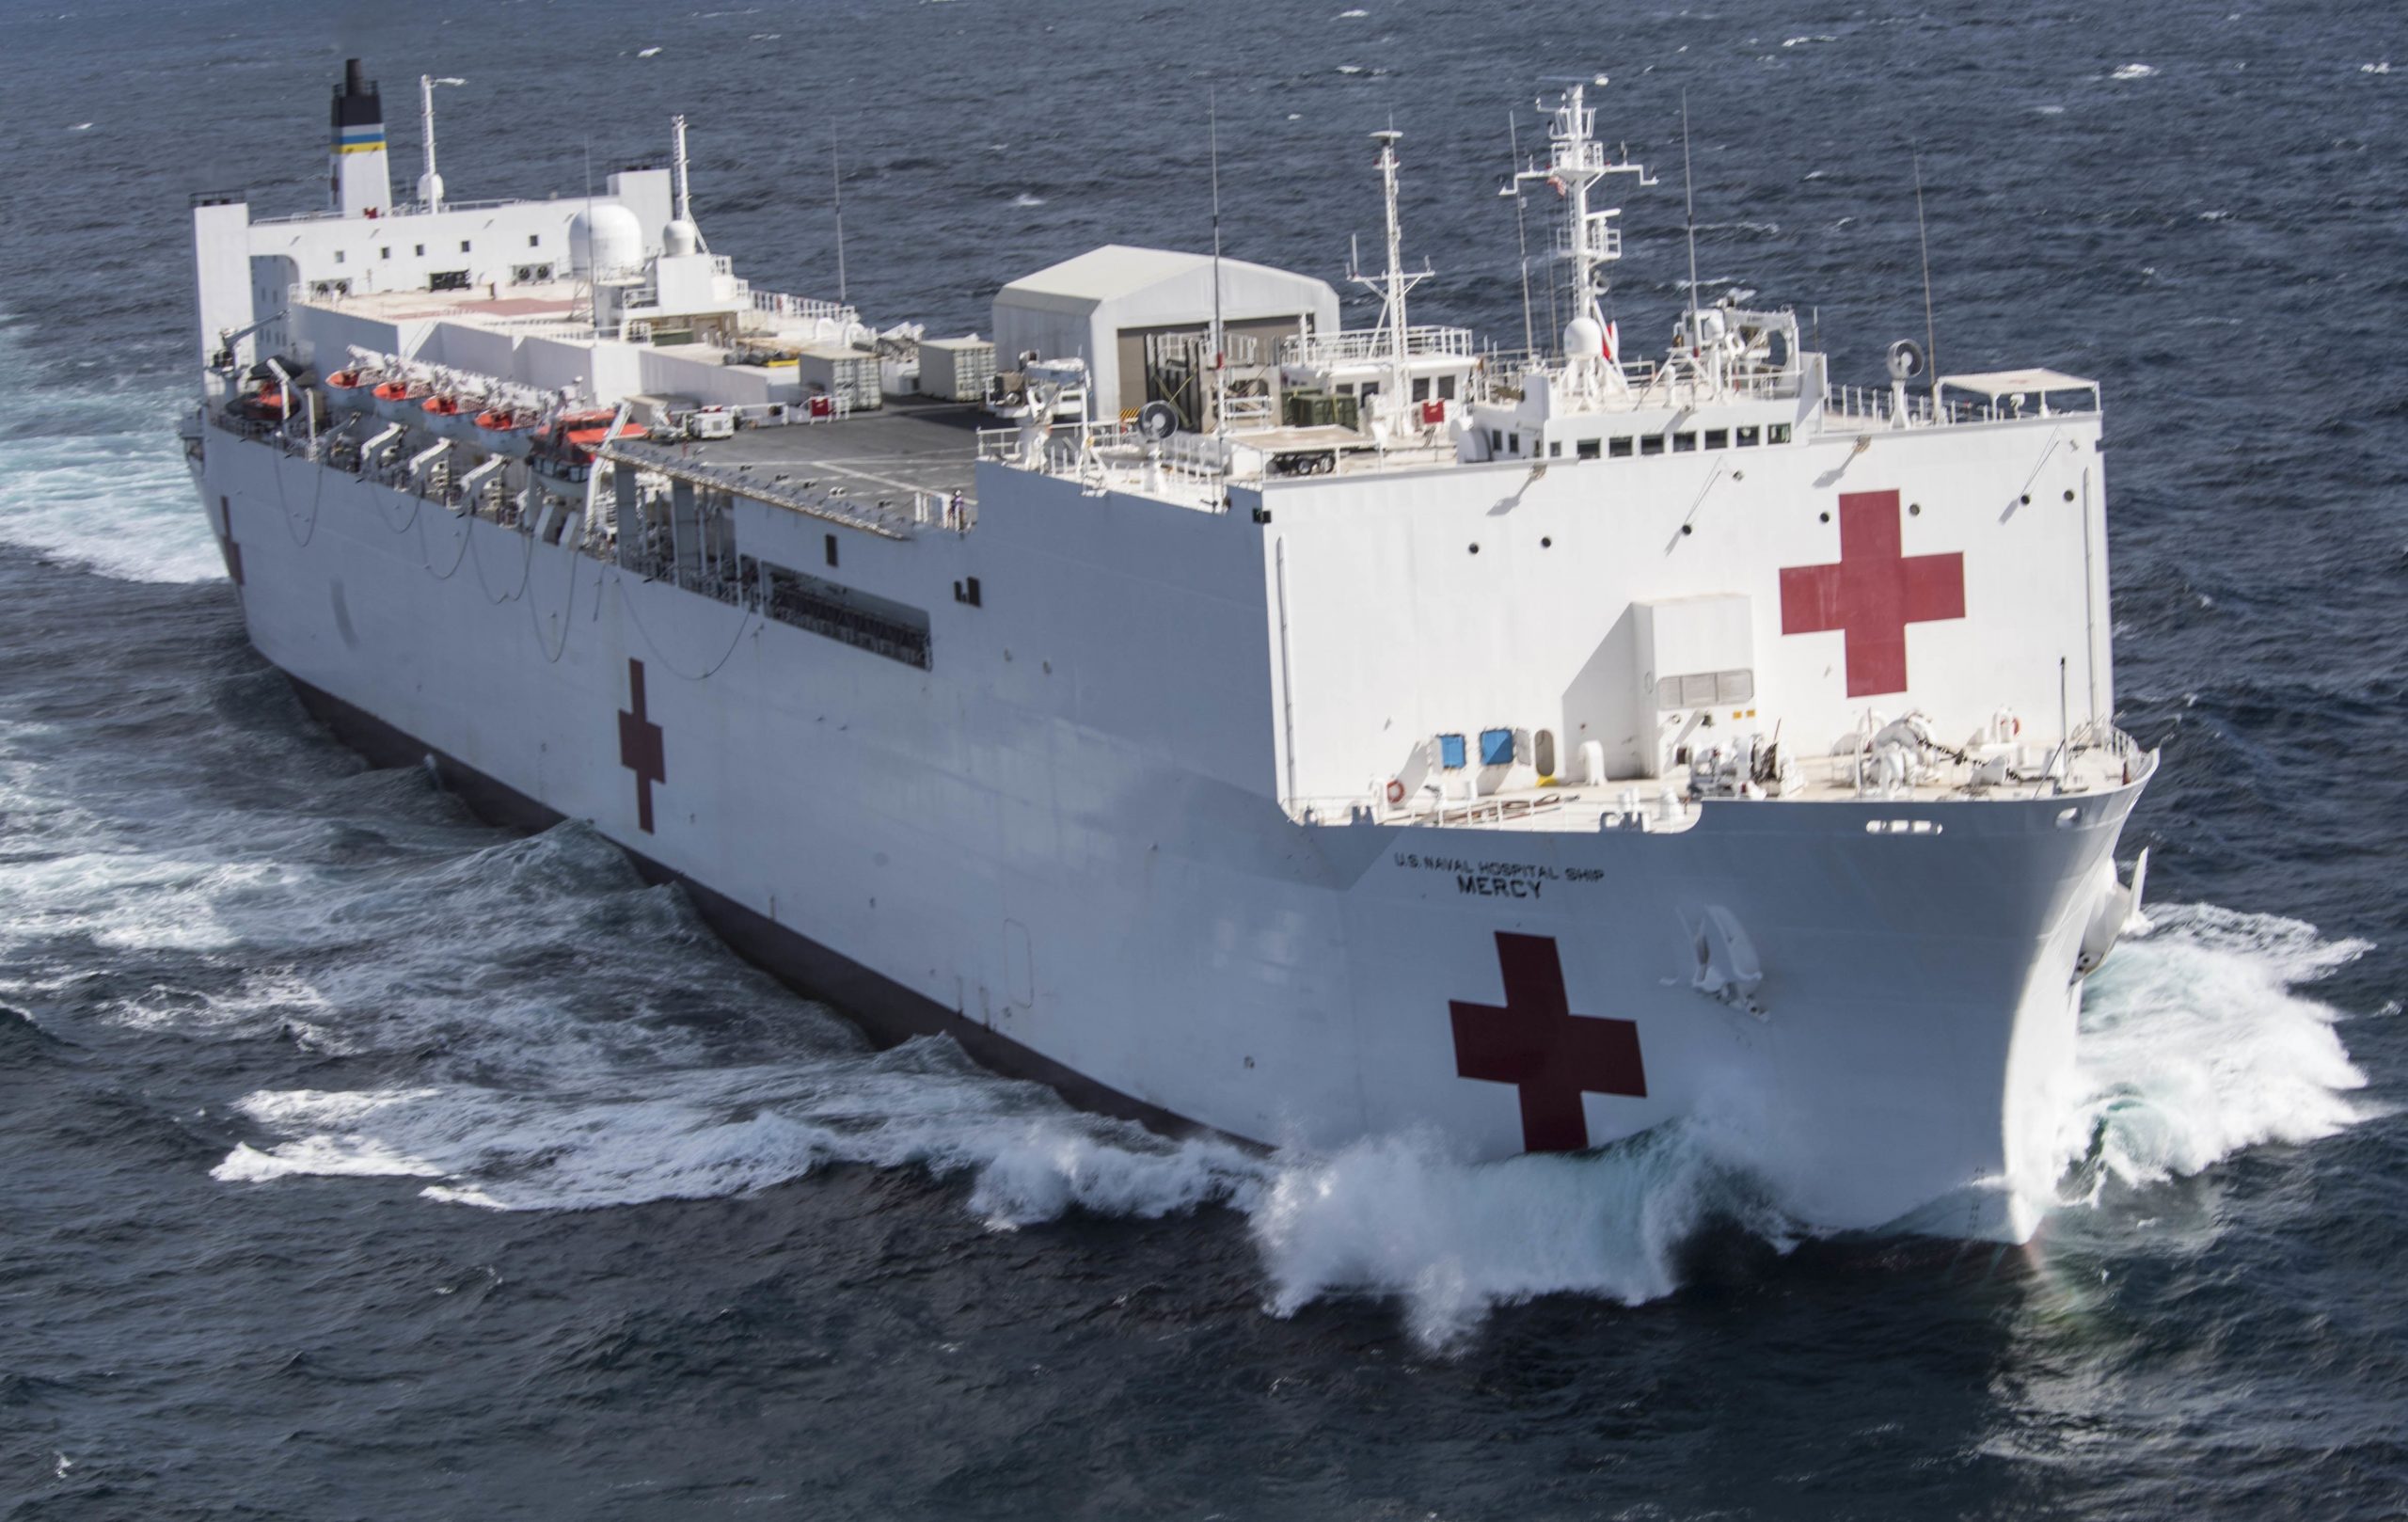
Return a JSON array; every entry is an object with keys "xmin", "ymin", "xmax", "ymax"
[
  {"xmin": 1778, "ymin": 489, "xmax": 1964, "ymax": 697},
  {"xmin": 617, "ymin": 658, "xmax": 666, "ymax": 833},
  {"xmin": 1449, "ymin": 932, "xmax": 1646, "ymax": 1153}
]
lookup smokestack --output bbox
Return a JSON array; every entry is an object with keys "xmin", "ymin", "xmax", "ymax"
[{"xmin": 329, "ymin": 57, "xmax": 391, "ymax": 217}]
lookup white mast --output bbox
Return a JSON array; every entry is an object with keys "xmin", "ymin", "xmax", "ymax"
[
  {"xmin": 1352, "ymin": 130, "xmax": 1430, "ymax": 426},
  {"xmin": 1208, "ymin": 89, "xmax": 1226, "ymax": 442},
  {"xmin": 666, "ymin": 114, "xmax": 706, "ymax": 255},
  {"xmin": 418, "ymin": 75, "xmax": 464, "ymax": 214},
  {"xmin": 1513, "ymin": 80, "xmax": 1652, "ymax": 385},
  {"xmin": 672, "ymin": 114, "xmax": 693, "ymax": 225}
]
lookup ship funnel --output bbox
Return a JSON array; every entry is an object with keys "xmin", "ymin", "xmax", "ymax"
[{"xmin": 330, "ymin": 57, "xmax": 391, "ymax": 218}]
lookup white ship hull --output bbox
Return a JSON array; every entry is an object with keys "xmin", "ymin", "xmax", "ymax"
[{"xmin": 196, "ymin": 429, "xmax": 2139, "ymax": 1242}]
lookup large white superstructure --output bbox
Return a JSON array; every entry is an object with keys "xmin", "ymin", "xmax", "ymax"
[{"xmin": 182, "ymin": 63, "xmax": 2153, "ymax": 1242}]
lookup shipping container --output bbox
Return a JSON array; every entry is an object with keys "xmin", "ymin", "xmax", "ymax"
[{"xmin": 918, "ymin": 336, "xmax": 997, "ymax": 403}]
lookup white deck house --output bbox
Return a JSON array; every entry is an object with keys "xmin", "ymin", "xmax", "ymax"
[{"xmin": 991, "ymin": 245, "xmax": 1340, "ymax": 420}]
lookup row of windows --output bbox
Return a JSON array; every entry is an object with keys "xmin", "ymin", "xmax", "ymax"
[
  {"xmin": 1332, "ymin": 374, "xmax": 1460, "ymax": 402},
  {"xmin": 328, "ymin": 232, "xmax": 544, "ymax": 266},
  {"xmin": 1490, "ymin": 421, "xmax": 1795, "ymax": 459}
]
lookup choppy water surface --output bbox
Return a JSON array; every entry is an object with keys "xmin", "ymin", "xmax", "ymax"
[{"xmin": 1, "ymin": 1, "xmax": 2402, "ymax": 1516}]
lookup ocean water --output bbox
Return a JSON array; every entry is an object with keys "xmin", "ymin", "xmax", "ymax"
[{"xmin": 2, "ymin": 1, "xmax": 2403, "ymax": 1516}]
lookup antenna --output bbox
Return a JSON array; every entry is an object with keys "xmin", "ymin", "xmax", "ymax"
[
  {"xmin": 419, "ymin": 74, "xmax": 465, "ymax": 214},
  {"xmin": 1913, "ymin": 148, "xmax": 1941, "ymax": 391},
  {"xmin": 832, "ymin": 149, "xmax": 848, "ymax": 305},
  {"xmin": 672, "ymin": 114, "xmax": 693, "ymax": 224},
  {"xmin": 1508, "ymin": 112, "xmax": 1535, "ymax": 356},
  {"xmin": 1357, "ymin": 130, "xmax": 1430, "ymax": 394},
  {"xmin": 1209, "ymin": 87, "xmax": 1227, "ymax": 441},
  {"xmin": 1681, "ymin": 89, "xmax": 1702, "ymax": 337}
]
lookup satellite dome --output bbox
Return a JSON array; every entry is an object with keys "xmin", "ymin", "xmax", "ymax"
[
  {"xmin": 569, "ymin": 203, "xmax": 643, "ymax": 278},
  {"xmin": 662, "ymin": 218, "xmax": 700, "ymax": 258},
  {"xmin": 1563, "ymin": 314, "xmax": 1605, "ymax": 358}
]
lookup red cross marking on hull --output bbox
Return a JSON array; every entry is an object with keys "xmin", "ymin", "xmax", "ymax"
[
  {"xmin": 617, "ymin": 658, "xmax": 666, "ymax": 833},
  {"xmin": 1778, "ymin": 489, "xmax": 1964, "ymax": 697},
  {"xmin": 1449, "ymin": 931, "xmax": 1646, "ymax": 1153}
]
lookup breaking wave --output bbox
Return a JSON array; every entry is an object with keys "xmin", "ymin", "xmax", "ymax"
[
  {"xmin": 2042, "ymin": 903, "xmax": 2370, "ymax": 1203},
  {"xmin": 177, "ymin": 826, "xmax": 2368, "ymax": 1344}
]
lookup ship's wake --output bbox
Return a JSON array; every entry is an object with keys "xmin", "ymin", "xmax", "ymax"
[{"xmin": 0, "ymin": 354, "xmax": 223, "ymax": 584}]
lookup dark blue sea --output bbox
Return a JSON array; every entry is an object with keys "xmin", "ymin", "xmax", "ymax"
[{"xmin": 2, "ymin": 1, "xmax": 2402, "ymax": 1515}]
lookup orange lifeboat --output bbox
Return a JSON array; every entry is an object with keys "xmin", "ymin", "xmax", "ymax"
[
  {"xmin": 472, "ymin": 405, "xmax": 538, "ymax": 457},
  {"xmin": 325, "ymin": 368, "xmax": 375, "ymax": 416},
  {"xmin": 371, "ymin": 377, "xmax": 428, "ymax": 423},
  {"xmin": 530, "ymin": 409, "xmax": 646, "ymax": 482}
]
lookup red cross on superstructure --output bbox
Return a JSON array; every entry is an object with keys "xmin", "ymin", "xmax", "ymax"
[
  {"xmin": 1778, "ymin": 489, "xmax": 1964, "ymax": 697},
  {"xmin": 617, "ymin": 658, "xmax": 666, "ymax": 834},
  {"xmin": 1449, "ymin": 932, "xmax": 1646, "ymax": 1153}
]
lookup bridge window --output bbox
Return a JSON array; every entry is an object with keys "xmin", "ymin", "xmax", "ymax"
[
  {"xmin": 1479, "ymin": 728, "xmax": 1515, "ymax": 767},
  {"xmin": 1736, "ymin": 424, "xmax": 1761, "ymax": 446},
  {"xmin": 1671, "ymin": 431, "xmax": 1698, "ymax": 452},
  {"xmin": 1703, "ymin": 428, "xmax": 1729, "ymax": 450},
  {"xmin": 1769, "ymin": 422, "xmax": 1793, "ymax": 444},
  {"xmin": 1608, "ymin": 436, "xmax": 1634, "ymax": 458},
  {"xmin": 1576, "ymin": 438, "xmax": 1601, "ymax": 461},
  {"xmin": 1640, "ymin": 436, "xmax": 1665, "ymax": 456},
  {"xmin": 1437, "ymin": 374, "xmax": 1456, "ymax": 400},
  {"xmin": 1438, "ymin": 733, "xmax": 1467, "ymax": 769}
]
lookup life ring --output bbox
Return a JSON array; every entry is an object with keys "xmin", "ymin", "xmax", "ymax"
[{"xmin": 1385, "ymin": 778, "xmax": 1406, "ymax": 807}]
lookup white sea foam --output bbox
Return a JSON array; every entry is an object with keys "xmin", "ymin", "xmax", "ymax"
[
  {"xmin": 2041, "ymin": 903, "xmax": 2369, "ymax": 1202},
  {"xmin": 0, "ymin": 351, "xmax": 223, "ymax": 583},
  {"xmin": 197, "ymin": 867, "xmax": 2371, "ymax": 1345},
  {"xmin": 2111, "ymin": 63, "xmax": 2158, "ymax": 80}
]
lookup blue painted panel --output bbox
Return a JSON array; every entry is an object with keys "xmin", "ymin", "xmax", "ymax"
[
  {"xmin": 1437, "ymin": 733, "xmax": 1466, "ymax": 769},
  {"xmin": 1480, "ymin": 728, "xmax": 1514, "ymax": 767}
]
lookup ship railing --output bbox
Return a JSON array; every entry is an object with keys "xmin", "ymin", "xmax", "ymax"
[
  {"xmin": 1279, "ymin": 325, "xmax": 1477, "ymax": 367},
  {"xmin": 1821, "ymin": 386, "xmax": 2053, "ymax": 429},
  {"xmin": 748, "ymin": 290, "xmax": 861, "ymax": 328}
]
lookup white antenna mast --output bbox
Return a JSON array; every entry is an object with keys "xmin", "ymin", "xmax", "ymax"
[
  {"xmin": 1354, "ymin": 130, "xmax": 1431, "ymax": 424},
  {"xmin": 418, "ymin": 74, "xmax": 465, "ymax": 214},
  {"xmin": 1209, "ymin": 87, "xmax": 1227, "ymax": 442},
  {"xmin": 832, "ymin": 150, "xmax": 848, "ymax": 305},
  {"xmin": 1913, "ymin": 148, "xmax": 1940, "ymax": 391},
  {"xmin": 1513, "ymin": 78, "xmax": 1653, "ymax": 375},
  {"xmin": 1681, "ymin": 89, "xmax": 1702, "ymax": 340},
  {"xmin": 1507, "ymin": 113, "xmax": 1536, "ymax": 357},
  {"xmin": 672, "ymin": 113, "xmax": 693, "ymax": 225}
]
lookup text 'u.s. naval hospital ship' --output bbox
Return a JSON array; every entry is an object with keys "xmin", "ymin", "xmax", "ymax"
[{"xmin": 183, "ymin": 60, "xmax": 2154, "ymax": 1242}]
